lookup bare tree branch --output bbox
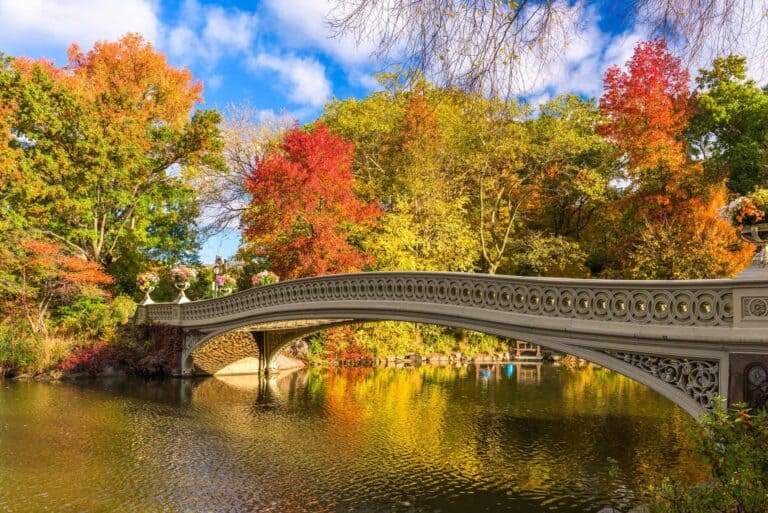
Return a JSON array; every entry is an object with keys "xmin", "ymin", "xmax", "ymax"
[
  {"xmin": 329, "ymin": 0, "xmax": 585, "ymax": 96},
  {"xmin": 328, "ymin": 0, "xmax": 768, "ymax": 94},
  {"xmin": 634, "ymin": 0, "xmax": 768, "ymax": 70},
  {"xmin": 188, "ymin": 104, "xmax": 293, "ymax": 236}
]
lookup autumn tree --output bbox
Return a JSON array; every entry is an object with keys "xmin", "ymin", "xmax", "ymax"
[
  {"xmin": 599, "ymin": 40, "xmax": 751, "ymax": 278},
  {"xmin": 469, "ymin": 94, "xmax": 613, "ymax": 276},
  {"xmin": 3, "ymin": 240, "xmax": 114, "ymax": 335},
  {"xmin": 627, "ymin": 188, "xmax": 752, "ymax": 278},
  {"xmin": 323, "ymin": 79, "xmax": 479, "ymax": 272},
  {"xmin": 452, "ymin": 94, "xmax": 532, "ymax": 274},
  {"xmin": 0, "ymin": 34, "xmax": 223, "ymax": 275},
  {"xmin": 241, "ymin": 124, "xmax": 381, "ymax": 279},
  {"xmin": 372, "ymin": 92, "xmax": 479, "ymax": 271},
  {"xmin": 526, "ymin": 96, "xmax": 615, "ymax": 237}
]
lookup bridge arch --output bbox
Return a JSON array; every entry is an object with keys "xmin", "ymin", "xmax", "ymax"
[
  {"xmin": 135, "ymin": 271, "xmax": 768, "ymax": 418},
  {"xmin": 185, "ymin": 314, "xmax": 719, "ymax": 418}
]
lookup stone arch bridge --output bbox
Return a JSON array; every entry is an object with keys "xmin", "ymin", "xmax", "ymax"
[{"xmin": 134, "ymin": 271, "xmax": 768, "ymax": 417}]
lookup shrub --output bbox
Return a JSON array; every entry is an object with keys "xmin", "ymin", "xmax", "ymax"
[
  {"xmin": 58, "ymin": 341, "xmax": 141, "ymax": 375},
  {"xmin": 0, "ymin": 323, "xmax": 37, "ymax": 374},
  {"xmin": 647, "ymin": 400, "xmax": 768, "ymax": 513},
  {"xmin": 54, "ymin": 293, "xmax": 136, "ymax": 341}
]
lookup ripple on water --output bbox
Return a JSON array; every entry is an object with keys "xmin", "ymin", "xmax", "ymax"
[{"xmin": 0, "ymin": 365, "xmax": 706, "ymax": 512}]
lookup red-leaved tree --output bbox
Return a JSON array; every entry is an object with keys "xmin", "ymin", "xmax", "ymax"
[
  {"xmin": 600, "ymin": 40, "xmax": 692, "ymax": 194},
  {"xmin": 242, "ymin": 124, "xmax": 381, "ymax": 279},
  {"xmin": 599, "ymin": 41, "xmax": 751, "ymax": 278}
]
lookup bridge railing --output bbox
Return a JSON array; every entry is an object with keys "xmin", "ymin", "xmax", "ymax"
[{"xmin": 134, "ymin": 272, "xmax": 768, "ymax": 329}]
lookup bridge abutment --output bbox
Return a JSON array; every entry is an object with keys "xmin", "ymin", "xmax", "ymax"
[{"xmin": 728, "ymin": 353, "xmax": 768, "ymax": 409}]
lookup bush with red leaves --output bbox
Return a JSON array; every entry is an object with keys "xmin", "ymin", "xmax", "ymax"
[
  {"xmin": 59, "ymin": 342, "xmax": 142, "ymax": 375},
  {"xmin": 324, "ymin": 326, "xmax": 373, "ymax": 363}
]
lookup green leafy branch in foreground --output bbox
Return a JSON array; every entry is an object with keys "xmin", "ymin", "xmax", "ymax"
[{"xmin": 646, "ymin": 400, "xmax": 768, "ymax": 513}]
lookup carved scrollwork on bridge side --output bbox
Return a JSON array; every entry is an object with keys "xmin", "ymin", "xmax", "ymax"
[
  {"xmin": 166, "ymin": 273, "xmax": 736, "ymax": 328},
  {"xmin": 603, "ymin": 351, "xmax": 720, "ymax": 410},
  {"xmin": 182, "ymin": 330, "xmax": 207, "ymax": 353},
  {"xmin": 146, "ymin": 304, "xmax": 175, "ymax": 322}
]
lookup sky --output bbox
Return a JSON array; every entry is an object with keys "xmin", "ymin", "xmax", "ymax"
[{"xmin": 0, "ymin": 0, "xmax": 764, "ymax": 263}]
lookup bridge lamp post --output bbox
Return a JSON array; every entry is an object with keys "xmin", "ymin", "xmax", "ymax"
[{"xmin": 212, "ymin": 255, "xmax": 225, "ymax": 298}]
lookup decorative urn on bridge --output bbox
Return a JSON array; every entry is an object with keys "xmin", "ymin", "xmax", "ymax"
[
  {"xmin": 216, "ymin": 274, "xmax": 238, "ymax": 296},
  {"xmin": 725, "ymin": 190, "xmax": 768, "ymax": 268},
  {"xmin": 136, "ymin": 272, "xmax": 160, "ymax": 305},
  {"xmin": 739, "ymin": 223, "xmax": 768, "ymax": 266},
  {"xmin": 169, "ymin": 265, "xmax": 198, "ymax": 304}
]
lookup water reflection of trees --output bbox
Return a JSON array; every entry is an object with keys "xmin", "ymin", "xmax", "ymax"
[
  {"xmin": 193, "ymin": 364, "xmax": 707, "ymax": 508},
  {"xmin": 2, "ymin": 365, "xmax": 709, "ymax": 512}
]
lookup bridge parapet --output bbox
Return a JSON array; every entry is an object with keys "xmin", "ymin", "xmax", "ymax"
[{"xmin": 135, "ymin": 272, "xmax": 766, "ymax": 329}]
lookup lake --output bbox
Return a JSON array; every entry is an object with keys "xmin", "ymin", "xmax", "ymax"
[{"xmin": 0, "ymin": 363, "xmax": 705, "ymax": 512}]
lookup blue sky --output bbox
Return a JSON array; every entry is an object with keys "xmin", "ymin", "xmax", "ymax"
[{"xmin": 0, "ymin": 1, "xmax": 762, "ymax": 262}]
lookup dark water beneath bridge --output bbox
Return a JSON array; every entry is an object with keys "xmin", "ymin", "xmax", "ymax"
[{"xmin": 0, "ymin": 364, "xmax": 705, "ymax": 512}]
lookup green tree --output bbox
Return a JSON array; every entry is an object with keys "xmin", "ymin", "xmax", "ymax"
[
  {"xmin": 691, "ymin": 55, "xmax": 768, "ymax": 195},
  {"xmin": 0, "ymin": 35, "xmax": 223, "ymax": 274}
]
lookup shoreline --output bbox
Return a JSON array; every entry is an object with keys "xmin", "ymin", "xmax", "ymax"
[{"xmin": 2, "ymin": 354, "xmax": 595, "ymax": 383}]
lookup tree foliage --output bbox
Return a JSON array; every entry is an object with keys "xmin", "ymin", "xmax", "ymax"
[
  {"xmin": 0, "ymin": 34, "xmax": 222, "ymax": 271},
  {"xmin": 0, "ymin": 34, "xmax": 223, "ymax": 374},
  {"xmin": 647, "ymin": 401, "xmax": 768, "ymax": 513},
  {"xmin": 6, "ymin": 240, "xmax": 113, "ymax": 336},
  {"xmin": 599, "ymin": 41, "xmax": 751, "ymax": 278},
  {"xmin": 242, "ymin": 124, "xmax": 381, "ymax": 279},
  {"xmin": 323, "ymin": 76, "xmax": 615, "ymax": 275},
  {"xmin": 691, "ymin": 55, "xmax": 768, "ymax": 195},
  {"xmin": 323, "ymin": 80, "xmax": 482, "ymax": 272}
]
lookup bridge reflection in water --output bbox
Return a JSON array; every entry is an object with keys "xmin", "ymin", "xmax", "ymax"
[{"xmin": 190, "ymin": 364, "xmax": 705, "ymax": 512}]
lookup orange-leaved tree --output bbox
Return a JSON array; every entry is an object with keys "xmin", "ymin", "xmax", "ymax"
[
  {"xmin": 13, "ymin": 240, "xmax": 114, "ymax": 335},
  {"xmin": 1, "ymin": 34, "xmax": 222, "ymax": 271},
  {"xmin": 599, "ymin": 40, "xmax": 751, "ymax": 278},
  {"xmin": 242, "ymin": 124, "xmax": 381, "ymax": 279}
]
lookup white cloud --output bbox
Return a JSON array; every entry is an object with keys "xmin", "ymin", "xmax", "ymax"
[
  {"xmin": 0, "ymin": 0, "xmax": 160, "ymax": 49},
  {"xmin": 248, "ymin": 53, "xmax": 332, "ymax": 107},
  {"xmin": 504, "ymin": 8, "xmax": 648, "ymax": 104},
  {"xmin": 166, "ymin": 0, "xmax": 257, "ymax": 65},
  {"xmin": 203, "ymin": 6, "xmax": 257, "ymax": 52},
  {"xmin": 263, "ymin": 0, "xmax": 377, "ymax": 64},
  {"xmin": 603, "ymin": 30, "xmax": 644, "ymax": 71},
  {"xmin": 347, "ymin": 69, "xmax": 382, "ymax": 91},
  {"xmin": 206, "ymin": 74, "xmax": 223, "ymax": 91}
]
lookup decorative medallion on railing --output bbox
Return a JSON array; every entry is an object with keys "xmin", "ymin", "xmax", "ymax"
[
  {"xmin": 741, "ymin": 296, "xmax": 768, "ymax": 319},
  {"xmin": 162, "ymin": 274, "xmax": 735, "ymax": 327},
  {"xmin": 745, "ymin": 364, "xmax": 768, "ymax": 410},
  {"xmin": 604, "ymin": 351, "xmax": 720, "ymax": 410}
]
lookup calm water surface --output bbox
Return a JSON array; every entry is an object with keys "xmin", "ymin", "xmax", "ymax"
[{"xmin": 0, "ymin": 364, "xmax": 705, "ymax": 512}]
